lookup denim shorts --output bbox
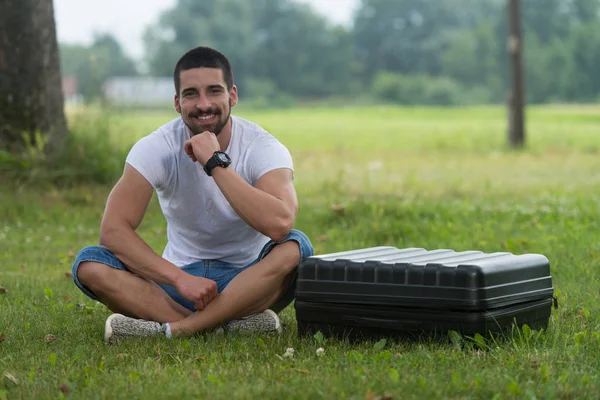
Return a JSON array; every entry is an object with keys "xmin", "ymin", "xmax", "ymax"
[{"xmin": 71, "ymin": 229, "xmax": 314, "ymax": 313}]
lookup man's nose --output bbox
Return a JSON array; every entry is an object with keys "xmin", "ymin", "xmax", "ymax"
[{"xmin": 196, "ymin": 92, "xmax": 211, "ymax": 110}]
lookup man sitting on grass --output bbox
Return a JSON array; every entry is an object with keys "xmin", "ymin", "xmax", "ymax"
[{"xmin": 71, "ymin": 46, "xmax": 314, "ymax": 343}]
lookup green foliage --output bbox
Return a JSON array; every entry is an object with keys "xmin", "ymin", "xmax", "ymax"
[
  {"xmin": 143, "ymin": 0, "xmax": 360, "ymax": 99},
  {"xmin": 241, "ymin": 77, "xmax": 297, "ymax": 109},
  {"xmin": 0, "ymin": 110, "xmax": 126, "ymax": 187},
  {"xmin": 352, "ymin": 0, "xmax": 600, "ymax": 104},
  {"xmin": 353, "ymin": 0, "xmax": 500, "ymax": 79},
  {"xmin": 441, "ymin": 20, "xmax": 506, "ymax": 102},
  {"xmin": 370, "ymin": 72, "xmax": 492, "ymax": 105},
  {"xmin": 59, "ymin": 34, "xmax": 138, "ymax": 101}
]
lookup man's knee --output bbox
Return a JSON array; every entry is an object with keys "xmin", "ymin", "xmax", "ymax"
[
  {"xmin": 72, "ymin": 245, "xmax": 126, "ymax": 288},
  {"xmin": 76, "ymin": 261, "xmax": 113, "ymax": 288},
  {"xmin": 272, "ymin": 229, "xmax": 314, "ymax": 273},
  {"xmin": 274, "ymin": 229, "xmax": 314, "ymax": 270},
  {"xmin": 254, "ymin": 241, "xmax": 300, "ymax": 280},
  {"xmin": 267, "ymin": 240, "xmax": 301, "ymax": 277}
]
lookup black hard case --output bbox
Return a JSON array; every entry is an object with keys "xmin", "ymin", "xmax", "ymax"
[{"xmin": 294, "ymin": 247, "xmax": 556, "ymax": 338}]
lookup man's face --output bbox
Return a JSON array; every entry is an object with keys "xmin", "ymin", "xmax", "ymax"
[{"xmin": 174, "ymin": 68, "xmax": 238, "ymax": 136}]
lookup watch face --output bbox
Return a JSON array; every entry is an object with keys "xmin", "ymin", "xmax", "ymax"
[{"xmin": 217, "ymin": 153, "xmax": 230, "ymax": 163}]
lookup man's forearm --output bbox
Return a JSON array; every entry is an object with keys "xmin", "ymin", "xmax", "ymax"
[
  {"xmin": 99, "ymin": 225, "xmax": 185, "ymax": 285},
  {"xmin": 211, "ymin": 167, "xmax": 294, "ymax": 241}
]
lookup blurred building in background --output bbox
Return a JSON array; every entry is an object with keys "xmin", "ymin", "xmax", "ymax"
[
  {"xmin": 102, "ymin": 77, "xmax": 173, "ymax": 107},
  {"xmin": 61, "ymin": 76, "xmax": 84, "ymax": 105}
]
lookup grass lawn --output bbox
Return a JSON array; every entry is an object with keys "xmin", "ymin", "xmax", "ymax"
[{"xmin": 1, "ymin": 105, "xmax": 599, "ymax": 399}]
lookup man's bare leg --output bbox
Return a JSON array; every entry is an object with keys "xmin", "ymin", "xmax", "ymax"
[
  {"xmin": 168, "ymin": 241, "xmax": 300, "ymax": 337},
  {"xmin": 77, "ymin": 262, "xmax": 193, "ymax": 322}
]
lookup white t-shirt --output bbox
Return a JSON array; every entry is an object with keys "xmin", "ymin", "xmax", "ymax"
[{"xmin": 125, "ymin": 115, "xmax": 294, "ymax": 267}]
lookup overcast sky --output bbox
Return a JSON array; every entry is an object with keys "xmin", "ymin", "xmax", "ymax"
[{"xmin": 53, "ymin": 0, "xmax": 359, "ymax": 61}]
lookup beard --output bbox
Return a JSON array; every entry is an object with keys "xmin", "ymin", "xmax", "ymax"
[{"xmin": 185, "ymin": 106, "xmax": 231, "ymax": 136}]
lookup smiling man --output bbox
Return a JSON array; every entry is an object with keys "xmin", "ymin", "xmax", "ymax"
[{"xmin": 70, "ymin": 46, "xmax": 313, "ymax": 343}]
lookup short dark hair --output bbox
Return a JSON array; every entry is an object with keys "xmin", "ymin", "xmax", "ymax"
[{"xmin": 173, "ymin": 46, "xmax": 234, "ymax": 94}]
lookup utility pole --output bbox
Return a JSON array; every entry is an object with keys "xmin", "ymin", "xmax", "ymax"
[{"xmin": 508, "ymin": 0, "xmax": 525, "ymax": 149}]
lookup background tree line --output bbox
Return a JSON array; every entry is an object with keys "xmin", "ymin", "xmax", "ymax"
[{"xmin": 61, "ymin": 0, "xmax": 600, "ymax": 106}]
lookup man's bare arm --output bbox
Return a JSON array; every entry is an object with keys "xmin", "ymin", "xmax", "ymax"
[
  {"xmin": 183, "ymin": 131, "xmax": 297, "ymax": 242},
  {"xmin": 98, "ymin": 164, "xmax": 186, "ymax": 285},
  {"xmin": 211, "ymin": 167, "xmax": 297, "ymax": 242}
]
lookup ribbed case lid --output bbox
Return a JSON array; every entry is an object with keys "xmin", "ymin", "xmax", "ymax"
[{"xmin": 296, "ymin": 247, "xmax": 553, "ymax": 309}]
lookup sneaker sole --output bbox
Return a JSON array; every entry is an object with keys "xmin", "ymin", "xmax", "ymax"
[{"xmin": 104, "ymin": 313, "xmax": 125, "ymax": 344}]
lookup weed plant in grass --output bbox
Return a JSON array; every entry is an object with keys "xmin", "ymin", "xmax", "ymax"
[{"xmin": 1, "ymin": 105, "xmax": 599, "ymax": 399}]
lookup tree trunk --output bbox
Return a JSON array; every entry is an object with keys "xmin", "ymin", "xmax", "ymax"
[{"xmin": 0, "ymin": 0, "xmax": 67, "ymax": 154}]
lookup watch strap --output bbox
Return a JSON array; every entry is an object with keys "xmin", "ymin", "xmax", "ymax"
[{"xmin": 204, "ymin": 151, "xmax": 230, "ymax": 176}]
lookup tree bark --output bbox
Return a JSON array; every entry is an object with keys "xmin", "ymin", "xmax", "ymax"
[{"xmin": 0, "ymin": 0, "xmax": 67, "ymax": 153}]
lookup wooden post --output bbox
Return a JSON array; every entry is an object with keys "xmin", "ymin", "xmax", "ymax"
[{"xmin": 508, "ymin": 0, "xmax": 525, "ymax": 148}]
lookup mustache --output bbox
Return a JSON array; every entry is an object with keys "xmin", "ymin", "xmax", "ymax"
[{"xmin": 189, "ymin": 110, "xmax": 221, "ymax": 118}]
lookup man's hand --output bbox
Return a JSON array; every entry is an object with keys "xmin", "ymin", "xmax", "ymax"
[
  {"xmin": 174, "ymin": 275, "xmax": 219, "ymax": 311},
  {"xmin": 184, "ymin": 131, "xmax": 220, "ymax": 166}
]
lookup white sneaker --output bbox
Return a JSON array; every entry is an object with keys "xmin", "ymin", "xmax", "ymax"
[
  {"xmin": 217, "ymin": 309, "xmax": 282, "ymax": 334},
  {"xmin": 104, "ymin": 313, "xmax": 165, "ymax": 344}
]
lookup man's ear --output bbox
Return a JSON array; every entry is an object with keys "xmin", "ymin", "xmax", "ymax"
[
  {"xmin": 229, "ymin": 85, "xmax": 238, "ymax": 108},
  {"xmin": 174, "ymin": 95, "xmax": 181, "ymax": 114}
]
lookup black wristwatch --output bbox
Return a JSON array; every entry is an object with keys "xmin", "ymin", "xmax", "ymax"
[{"xmin": 204, "ymin": 151, "xmax": 232, "ymax": 176}]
